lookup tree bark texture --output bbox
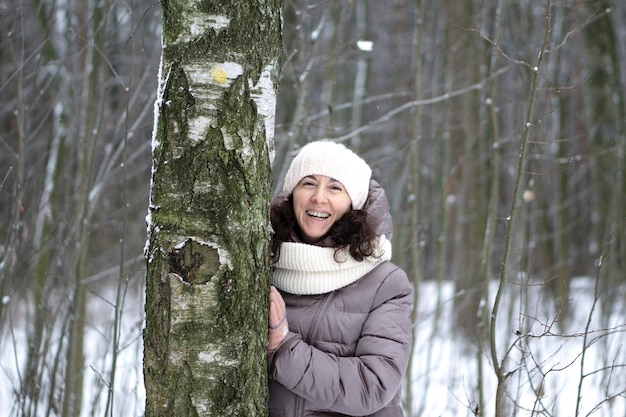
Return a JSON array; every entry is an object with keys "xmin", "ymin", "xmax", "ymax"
[{"xmin": 144, "ymin": 1, "xmax": 282, "ymax": 415}]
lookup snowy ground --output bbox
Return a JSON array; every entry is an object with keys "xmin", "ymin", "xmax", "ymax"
[
  {"xmin": 1, "ymin": 277, "xmax": 624, "ymax": 416},
  {"xmin": 409, "ymin": 278, "xmax": 626, "ymax": 417}
]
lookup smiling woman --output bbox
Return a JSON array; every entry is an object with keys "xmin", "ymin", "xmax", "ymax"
[{"xmin": 267, "ymin": 140, "xmax": 413, "ymax": 417}]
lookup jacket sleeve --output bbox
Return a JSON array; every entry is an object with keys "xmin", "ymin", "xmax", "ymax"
[{"xmin": 268, "ymin": 267, "xmax": 414, "ymax": 415}]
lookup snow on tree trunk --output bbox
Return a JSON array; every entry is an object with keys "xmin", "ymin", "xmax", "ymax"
[{"xmin": 144, "ymin": 1, "xmax": 282, "ymax": 416}]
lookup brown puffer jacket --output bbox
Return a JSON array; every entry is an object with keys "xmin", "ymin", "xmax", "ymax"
[{"xmin": 268, "ymin": 181, "xmax": 414, "ymax": 417}]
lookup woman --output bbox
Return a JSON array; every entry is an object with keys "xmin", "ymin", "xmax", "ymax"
[{"xmin": 267, "ymin": 141, "xmax": 414, "ymax": 417}]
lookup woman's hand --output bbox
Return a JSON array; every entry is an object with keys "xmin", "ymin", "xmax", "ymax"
[{"xmin": 268, "ymin": 286, "xmax": 289, "ymax": 351}]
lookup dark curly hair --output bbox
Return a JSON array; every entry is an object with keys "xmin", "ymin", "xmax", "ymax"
[{"xmin": 270, "ymin": 194, "xmax": 379, "ymax": 262}]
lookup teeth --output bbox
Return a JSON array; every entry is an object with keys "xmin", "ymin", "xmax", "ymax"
[{"xmin": 307, "ymin": 210, "xmax": 330, "ymax": 219}]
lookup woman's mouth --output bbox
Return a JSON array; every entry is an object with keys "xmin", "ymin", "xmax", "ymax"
[{"xmin": 306, "ymin": 210, "xmax": 330, "ymax": 219}]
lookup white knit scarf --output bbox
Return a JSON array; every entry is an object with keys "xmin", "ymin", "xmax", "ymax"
[{"xmin": 272, "ymin": 235, "xmax": 392, "ymax": 295}]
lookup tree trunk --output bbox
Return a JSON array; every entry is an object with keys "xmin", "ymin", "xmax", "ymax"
[{"xmin": 144, "ymin": 1, "xmax": 282, "ymax": 416}]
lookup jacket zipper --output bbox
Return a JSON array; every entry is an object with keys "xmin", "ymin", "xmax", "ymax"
[
  {"xmin": 305, "ymin": 292, "xmax": 335, "ymax": 342},
  {"xmin": 296, "ymin": 292, "xmax": 336, "ymax": 417},
  {"xmin": 295, "ymin": 395, "xmax": 304, "ymax": 417}
]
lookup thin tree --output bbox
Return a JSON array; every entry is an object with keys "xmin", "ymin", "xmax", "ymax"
[
  {"xmin": 143, "ymin": 1, "xmax": 282, "ymax": 416},
  {"xmin": 489, "ymin": 2, "xmax": 554, "ymax": 415}
]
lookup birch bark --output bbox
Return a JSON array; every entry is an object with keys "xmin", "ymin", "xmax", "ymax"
[{"xmin": 144, "ymin": 1, "xmax": 282, "ymax": 415}]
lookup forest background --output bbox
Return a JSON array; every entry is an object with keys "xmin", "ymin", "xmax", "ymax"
[{"xmin": 0, "ymin": 0, "xmax": 624, "ymax": 416}]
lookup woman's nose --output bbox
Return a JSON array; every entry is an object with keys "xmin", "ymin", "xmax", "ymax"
[{"xmin": 311, "ymin": 188, "xmax": 328, "ymax": 203}]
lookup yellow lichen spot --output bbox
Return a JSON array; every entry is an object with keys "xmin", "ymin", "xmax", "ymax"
[{"xmin": 212, "ymin": 67, "xmax": 228, "ymax": 84}]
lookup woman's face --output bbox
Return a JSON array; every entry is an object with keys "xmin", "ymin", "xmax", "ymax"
[{"xmin": 292, "ymin": 175, "xmax": 352, "ymax": 243}]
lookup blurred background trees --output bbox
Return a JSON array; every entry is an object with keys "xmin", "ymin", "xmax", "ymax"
[
  {"xmin": 1, "ymin": 1, "xmax": 158, "ymax": 415},
  {"xmin": 1, "ymin": 0, "xmax": 624, "ymax": 416}
]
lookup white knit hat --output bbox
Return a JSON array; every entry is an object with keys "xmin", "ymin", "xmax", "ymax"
[{"xmin": 282, "ymin": 141, "xmax": 372, "ymax": 210}]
